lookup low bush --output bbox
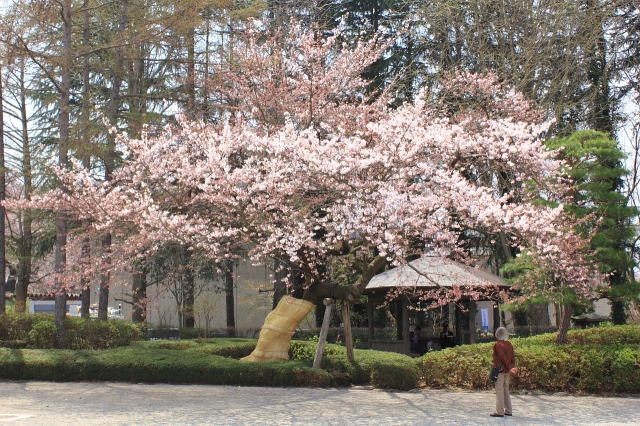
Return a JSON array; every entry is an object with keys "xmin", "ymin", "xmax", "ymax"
[
  {"xmin": 0, "ymin": 312, "xmax": 51, "ymax": 341},
  {"xmin": 289, "ymin": 338, "xmax": 341, "ymax": 361},
  {"xmin": 292, "ymin": 328, "xmax": 371, "ymax": 348},
  {"xmin": 322, "ymin": 348, "xmax": 420, "ymax": 390},
  {"xmin": 1, "ymin": 312, "xmax": 143, "ymax": 350},
  {"xmin": 28, "ymin": 321, "xmax": 59, "ymax": 349}
]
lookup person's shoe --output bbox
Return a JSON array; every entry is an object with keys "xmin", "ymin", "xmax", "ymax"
[
  {"xmin": 505, "ymin": 413, "xmax": 512, "ymax": 416},
  {"xmin": 490, "ymin": 413, "xmax": 504, "ymax": 417}
]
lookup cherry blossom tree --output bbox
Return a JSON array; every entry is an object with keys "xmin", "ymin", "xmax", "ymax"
[{"xmin": 9, "ymin": 23, "xmax": 603, "ymax": 354}]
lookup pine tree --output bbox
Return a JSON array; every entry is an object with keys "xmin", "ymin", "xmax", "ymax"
[{"xmin": 546, "ymin": 130, "xmax": 639, "ymax": 324}]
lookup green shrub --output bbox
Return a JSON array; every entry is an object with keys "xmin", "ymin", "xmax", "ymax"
[
  {"xmin": 28, "ymin": 321, "xmax": 59, "ymax": 349},
  {"xmin": 110, "ymin": 321, "xmax": 143, "ymax": 346},
  {"xmin": 611, "ymin": 347, "xmax": 640, "ymax": 392},
  {"xmin": 566, "ymin": 325, "xmax": 640, "ymax": 346},
  {"xmin": 290, "ymin": 341, "xmax": 317, "ymax": 360},
  {"xmin": 323, "ymin": 348, "xmax": 419, "ymax": 390},
  {"xmin": 289, "ymin": 339, "xmax": 341, "ymax": 361},
  {"xmin": 66, "ymin": 318, "xmax": 121, "ymax": 350},
  {"xmin": 1, "ymin": 313, "xmax": 143, "ymax": 350},
  {"xmin": 0, "ymin": 312, "xmax": 51, "ymax": 341}
]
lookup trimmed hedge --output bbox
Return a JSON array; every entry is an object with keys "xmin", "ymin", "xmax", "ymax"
[
  {"xmin": 417, "ymin": 325, "xmax": 640, "ymax": 393},
  {"xmin": 323, "ymin": 349, "xmax": 420, "ymax": 390},
  {"xmin": 0, "ymin": 338, "xmax": 418, "ymax": 389},
  {"xmin": 289, "ymin": 340, "xmax": 419, "ymax": 390},
  {"xmin": 0, "ymin": 346, "xmax": 332, "ymax": 387}
]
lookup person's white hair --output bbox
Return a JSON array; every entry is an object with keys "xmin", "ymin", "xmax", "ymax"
[{"xmin": 495, "ymin": 327, "xmax": 509, "ymax": 341}]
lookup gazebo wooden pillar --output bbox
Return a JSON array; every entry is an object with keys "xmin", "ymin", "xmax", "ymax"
[
  {"xmin": 367, "ymin": 298, "xmax": 374, "ymax": 349},
  {"xmin": 469, "ymin": 300, "xmax": 477, "ymax": 344},
  {"xmin": 493, "ymin": 303, "xmax": 501, "ymax": 332},
  {"xmin": 402, "ymin": 297, "xmax": 410, "ymax": 355},
  {"xmin": 454, "ymin": 303, "xmax": 462, "ymax": 346}
]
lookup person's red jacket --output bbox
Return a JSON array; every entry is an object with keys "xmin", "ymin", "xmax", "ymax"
[{"xmin": 492, "ymin": 340, "xmax": 515, "ymax": 373}]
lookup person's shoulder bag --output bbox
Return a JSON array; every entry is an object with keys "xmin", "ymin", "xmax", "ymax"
[{"xmin": 490, "ymin": 364, "xmax": 501, "ymax": 382}]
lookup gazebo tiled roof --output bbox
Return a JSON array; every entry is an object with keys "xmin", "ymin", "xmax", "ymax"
[{"xmin": 364, "ymin": 256, "xmax": 507, "ymax": 293}]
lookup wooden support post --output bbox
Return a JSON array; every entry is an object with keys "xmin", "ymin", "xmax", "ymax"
[
  {"xmin": 455, "ymin": 303, "xmax": 462, "ymax": 346},
  {"xmin": 402, "ymin": 297, "xmax": 410, "ymax": 355},
  {"xmin": 367, "ymin": 297, "xmax": 374, "ymax": 349},
  {"xmin": 469, "ymin": 299, "xmax": 477, "ymax": 344},
  {"xmin": 313, "ymin": 298, "xmax": 333, "ymax": 369},
  {"xmin": 493, "ymin": 302, "xmax": 501, "ymax": 332},
  {"xmin": 342, "ymin": 303, "xmax": 354, "ymax": 362},
  {"xmin": 396, "ymin": 301, "xmax": 403, "ymax": 340}
]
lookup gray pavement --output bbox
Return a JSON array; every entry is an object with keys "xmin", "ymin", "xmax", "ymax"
[{"xmin": 1, "ymin": 381, "xmax": 639, "ymax": 425}]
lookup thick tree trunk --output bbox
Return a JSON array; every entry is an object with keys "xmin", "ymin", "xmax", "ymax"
[
  {"xmin": 15, "ymin": 61, "xmax": 33, "ymax": 314},
  {"xmin": 302, "ymin": 281, "xmax": 361, "ymax": 305},
  {"xmin": 80, "ymin": 7, "xmax": 92, "ymax": 319},
  {"xmin": 225, "ymin": 260, "xmax": 235, "ymax": 337},
  {"xmin": 15, "ymin": 262, "xmax": 30, "ymax": 313},
  {"xmin": 244, "ymin": 255, "xmax": 386, "ymax": 363},
  {"xmin": 610, "ymin": 271, "xmax": 628, "ymax": 325},
  {"xmin": 131, "ymin": 265, "xmax": 147, "ymax": 322},
  {"xmin": 0, "ymin": 66, "xmax": 5, "ymax": 314},
  {"xmin": 98, "ymin": 0, "xmax": 128, "ymax": 322},
  {"xmin": 183, "ymin": 249, "xmax": 195, "ymax": 328},
  {"xmin": 272, "ymin": 258, "xmax": 288, "ymax": 310},
  {"xmin": 555, "ymin": 304, "xmax": 573, "ymax": 344},
  {"xmin": 55, "ymin": 0, "xmax": 72, "ymax": 347},
  {"xmin": 98, "ymin": 234, "xmax": 111, "ymax": 321},
  {"xmin": 528, "ymin": 303, "xmax": 550, "ymax": 330},
  {"xmin": 242, "ymin": 297, "xmax": 315, "ymax": 362},
  {"xmin": 342, "ymin": 303, "xmax": 354, "ymax": 361},
  {"xmin": 80, "ymin": 234, "xmax": 91, "ymax": 318},
  {"xmin": 469, "ymin": 299, "xmax": 477, "ymax": 344}
]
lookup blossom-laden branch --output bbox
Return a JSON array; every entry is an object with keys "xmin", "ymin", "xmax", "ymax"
[{"xmin": 4, "ymin": 23, "xmax": 603, "ymax": 306}]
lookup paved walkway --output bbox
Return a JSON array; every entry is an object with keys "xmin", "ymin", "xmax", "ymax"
[{"xmin": 1, "ymin": 381, "xmax": 639, "ymax": 425}]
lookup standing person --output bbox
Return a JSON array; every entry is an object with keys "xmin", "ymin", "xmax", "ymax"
[
  {"xmin": 491, "ymin": 327, "xmax": 517, "ymax": 417},
  {"xmin": 439, "ymin": 323, "xmax": 455, "ymax": 349},
  {"xmin": 411, "ymin": 326, "xmax": 425, "ymax": 355}
]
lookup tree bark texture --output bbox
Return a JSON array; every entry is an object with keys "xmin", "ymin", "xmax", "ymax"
[
  {"xmin": 272, "ymin": 258, "xmax": 288, "ymax": 310},
  {"xmin": 0, "ymin": 66, "xmax": 5, "ymax": 314},
  {"xmin": 131, "ymin": 265, "xmax": 147, "ymax": 323},
  {"xmin": 80, "ymin": 7, "xmax": 92, "ymax": 319},
  {"xmin": 313, "ymin": 301, "xmax": 333, "ymax": 369},
  {"xmin": 469, "ymin": 299, "xmax": 477, "ymax": 344},
  {"xmin": 15, "ymin": 61, "xmax": 33, "ymax": 313},
  {"xmin": 182, "ymin": 249, "xmax": 195, "ymax": 328},
  {"xmin": 98, "ymin": 234, "xmax": 111, "ymax": 321},
  {"xmin": 342, "ymin": 303, "xmax": 354, "ymax": 362},
  {"xmin": 55, "ymin": 0, "xmax": 72, "ymax": 346},
  {"xmin": 225, "ymin": 260, "xmax": 235, "ymax": 337},
  {"xmin": 555, "ymin": 304, "xmax": 573, "ymax": 344}
]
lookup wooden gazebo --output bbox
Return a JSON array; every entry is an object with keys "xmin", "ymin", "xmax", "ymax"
[
  {"xmin": 363, "ymin": 256, "xmax": 509, "ymax": 355},
  {"xmin": 572, "ymin": 312, "xmax": 611, "ymax": 329}
]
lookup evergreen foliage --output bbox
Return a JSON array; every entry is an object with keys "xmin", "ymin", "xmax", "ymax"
[{"xmin": 546, "ymin": 130, "xmax": 639, "ymax": 323}]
